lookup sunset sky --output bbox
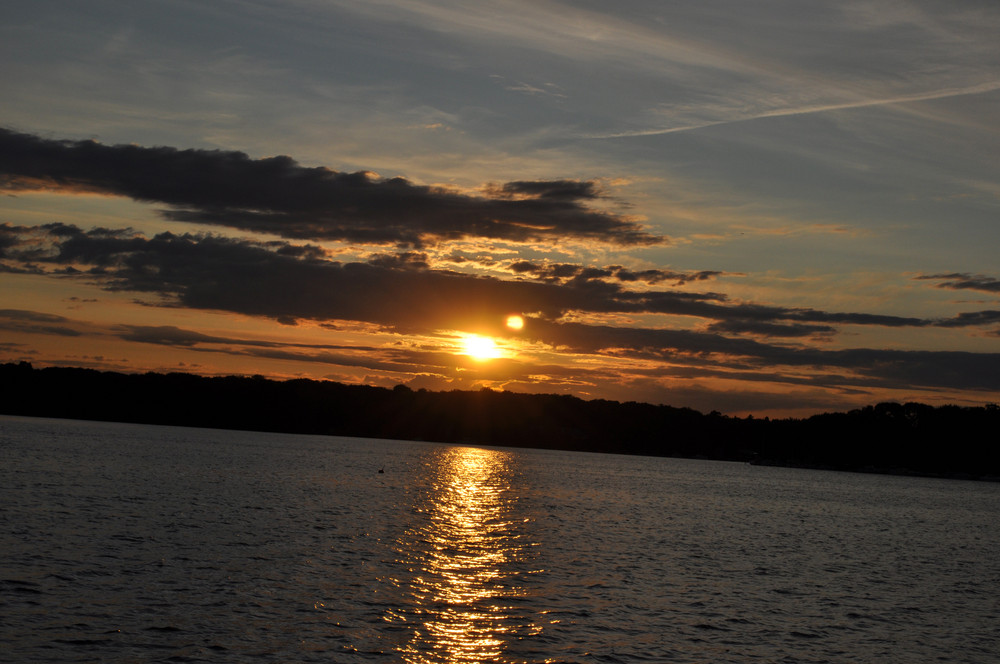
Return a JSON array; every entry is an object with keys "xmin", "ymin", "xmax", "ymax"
[{"xmin": 3, "ymin": 0, "xmax": 1000, "ymax": 416}]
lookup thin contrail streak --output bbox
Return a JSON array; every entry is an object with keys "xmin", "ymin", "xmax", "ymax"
[{"xmin": 592, "ymin": 81, "xmax": 1000, "ymax": 139}]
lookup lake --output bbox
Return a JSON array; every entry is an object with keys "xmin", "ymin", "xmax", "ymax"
[{"xmin": 2, "ymin": 415, "xmax": 998, "ymax": 663}]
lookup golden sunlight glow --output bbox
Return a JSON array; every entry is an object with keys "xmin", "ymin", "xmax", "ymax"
[
  {"xmin": 391, "ymin": 447, "xmax": 542, "ymax": 663},
  {"xmin": 461, "ymin": 334, "xmax": 500, "ymax": 361},
  {"xmin": 505, "ymin": 315, "xmax": 524, "ymax": 330}
]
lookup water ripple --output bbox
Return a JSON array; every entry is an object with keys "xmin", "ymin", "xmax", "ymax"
[{"xmin": 3, "ymin": 416, "xmax": 1000, "ymax": 662}]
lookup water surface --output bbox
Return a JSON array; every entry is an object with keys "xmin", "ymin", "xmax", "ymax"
[{"xmin": 2, "ymin": 416, "xmax": 998, "ymax": 662}]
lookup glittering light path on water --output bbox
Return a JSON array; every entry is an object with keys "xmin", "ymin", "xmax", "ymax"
[{"xmin": 384, "ymin": 447, "xmax": 542, "ymax": 663}]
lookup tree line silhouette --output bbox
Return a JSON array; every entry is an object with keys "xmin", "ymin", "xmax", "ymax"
[{"xmin": 2, "ymin": 362, "xmax": 998, "ymax": 480}]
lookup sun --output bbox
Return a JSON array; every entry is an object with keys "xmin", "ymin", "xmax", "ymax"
[
  {"xmin": 461, "ymin": 334, "xmax": 500, "ymax": 361},
  {"xmin": 505, "ymin": 315, "xmax": 524, "ymax": 330}
]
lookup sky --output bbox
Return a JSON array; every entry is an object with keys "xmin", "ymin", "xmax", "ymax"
[{"xmin": 2, "ymin": 0, "xmax": 1000, "ymax": 417}]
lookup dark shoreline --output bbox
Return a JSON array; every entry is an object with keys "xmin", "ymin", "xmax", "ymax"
[{"xmin": 3, "ymin": 362, "xmax": 998, "ymax": 481}]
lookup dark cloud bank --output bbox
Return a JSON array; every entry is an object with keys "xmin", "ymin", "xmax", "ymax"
[
  {"xmin": 0, "ymin": 127, "xmax": 657, "ymax": 247},
  {"xmin": 3, "ymin": 127, "xmax": 1000, "ymax": 401},
  {"xmin": 4, "ymin": 223, "xmax": 1000, "ymax": 394}
]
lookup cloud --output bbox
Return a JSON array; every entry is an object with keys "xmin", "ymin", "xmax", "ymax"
[
  {"xmin": 366, "ymin": 251, "xmax": 431, "ymax": 270},
  {"xmin": 6, "ymin": 224, "xmax": 1000, "ymax": 337},
  {"xmin": 6, "ymin": 225, "xmax": 1000, "ymax": 394},
  {"xmin": 526, "ymin": 319, "xmax": 1000, "ymax": 392},
  {"xmin": 916, "ymin": 272, "xmax": 1000, "ymax": 294},
  {"xmin": 0, "ymin": 309, "xmax": 543, "ymax": 383},
  {"xmin": 489, "ymin": 180, "xmax": 600, "ymax": 200},
  {"xmin": 8, "ymin": 224, "xmax": 1000, "ymax": 343},
  {"xmin": 507, "ymin": 260, "xmax": 724, "ymax": 286},
  {"xmin": 0, "ymin": 127, "xmax": 660, "ymax": 248},
  {"xmin": 116, "ymin": 325, "xmax": 269, "ymax": 348},
  {"xmin": 1, "ymin": 224, "xmax": 578, "ymax": 328},
  {"xmin": 592, "ymin": 81, "xmax": 1000, "ymax": 139},
  {"xmin": 705, "ymin": 319, "xmax": 835, "ymax": 338},
  {"xmin": 932, "ymin": 310, "xmax": 1000, "ymax": 328},
  {"xmin": 1, "ymin": 223, "xmax": 918, "ymax": 334},
  {"xmin": 0, "ymin": 309, "xmax": 84, "ymax": 337}
]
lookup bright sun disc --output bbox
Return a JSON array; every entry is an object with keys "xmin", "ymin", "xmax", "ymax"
[
  {"xmin": 506, "ymin": 315, "xmax": 524, "ymax": 330},
  {"xmin": 462, "ymin": 335, "xmax": 500, "ymax": 361}
]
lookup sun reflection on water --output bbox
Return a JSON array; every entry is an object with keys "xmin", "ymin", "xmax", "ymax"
[{"xmin": 388, "ymin": 446, "xmax": 540, "ymax": 663}]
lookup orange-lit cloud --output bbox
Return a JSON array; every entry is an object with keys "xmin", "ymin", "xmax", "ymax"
[{"xmin": 3, "ymin": 120, "xmax": 1000, "ymax": 416}]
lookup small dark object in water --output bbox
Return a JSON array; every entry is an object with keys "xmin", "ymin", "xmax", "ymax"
[{"xmin": 378, "ymin": 466, "xmax": 384, "ymax": 474}]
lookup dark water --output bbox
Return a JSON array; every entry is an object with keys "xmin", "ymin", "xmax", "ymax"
[{"xmin": 2, "ymin": 415, "xmax": 999, "ymax": 663}]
